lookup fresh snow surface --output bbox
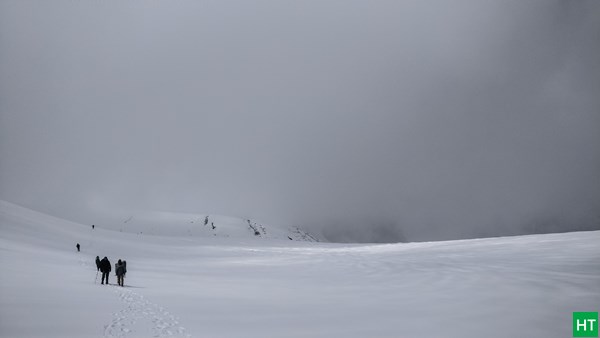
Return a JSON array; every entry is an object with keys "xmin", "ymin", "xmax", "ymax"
[{"xmin": 0, "ymin": 200, "xmax": 598, "ymax": 338}]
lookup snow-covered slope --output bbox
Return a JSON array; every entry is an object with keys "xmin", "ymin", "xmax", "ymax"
[
  {"xmin": 90, "ymin": 210, "xmax": 319, "ymax": 242},
  {"xmin": 0, "ymin": 200, "xmax": 599, "ymax": 338}
]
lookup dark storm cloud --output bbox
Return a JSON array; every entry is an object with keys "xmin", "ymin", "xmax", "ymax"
[{"xmin": 1, "ymin": 0, "xmax": 599, "ymax": 242}]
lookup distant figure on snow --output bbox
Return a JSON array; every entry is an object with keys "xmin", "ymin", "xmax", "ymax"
[
  {"xmin": 95, "ymin": 256, "xmax": 101, "ymax": 271},
  {"xmin": 115, "ymin": 259, "xmax": 126, "ymax": 287},
  {"xmin": 76, "ymin": 243, "xmax": 80, "ymax": 252},
  {"xmin": 92, "ymin": 224, "xmax": 95, "ymax": 230},
  {"xmin": 100, "ymin": 257, "xmax": 111, "ymax": 285}
]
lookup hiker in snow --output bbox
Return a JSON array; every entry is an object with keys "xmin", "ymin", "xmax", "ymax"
[
  {"xmin": 100, "ymin": 256, "xmax": 111, "ymax": 285},
  {"xmin": 76, "ymin": 243, "xmax": 80, "ymax": 252},
  {"xmin": 115, "ymin": 259, "xmax": 126, "ymax": 287},
  {"xmin": 92, "ymin": 225, "xmax": 95, "ymax": 230},
  {"xmin": 95, "ymin": 256, "xmax": 101, "ymax": 271}
]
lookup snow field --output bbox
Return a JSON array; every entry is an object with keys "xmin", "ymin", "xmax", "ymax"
[{"xmin": 1, "ymin": 200, "xmax": 599, "ymax": 337}]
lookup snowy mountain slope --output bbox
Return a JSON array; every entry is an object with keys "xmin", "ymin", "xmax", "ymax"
[
  {"xmin": 89, "ymin": 209, "xmax": 319, "ymax": 242},
  {"xmin": 0, "ymin": 200, "xmax": 599, "ymax": 338}
]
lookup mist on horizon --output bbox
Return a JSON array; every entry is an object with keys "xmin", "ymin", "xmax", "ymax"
[{"xmin": 1, "ymin": 0, "xmax": 599, "ymax": 242}]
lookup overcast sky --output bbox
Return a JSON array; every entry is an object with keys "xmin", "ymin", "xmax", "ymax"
[{"xmin": 1, "ymin": 0, "xmax": 599, "ymax": 242}]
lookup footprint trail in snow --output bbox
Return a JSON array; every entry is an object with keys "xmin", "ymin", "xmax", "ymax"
[{"xmin": 104, "ymin": 287, "xmax": 191, "ymax": 338}]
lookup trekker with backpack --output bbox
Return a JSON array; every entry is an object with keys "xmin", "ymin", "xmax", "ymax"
[
  {"xmin": 100, "ymin": 257, "xmax": 111, "ymax": 285},
  {"xmin": 115, "ymin": 259, "xmax": 126, "ymax": 287}
]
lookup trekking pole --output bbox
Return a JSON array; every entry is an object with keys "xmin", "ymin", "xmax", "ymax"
[{"xmin": 95, "ymin": 270, "xmax": 99, "ymax": 284}]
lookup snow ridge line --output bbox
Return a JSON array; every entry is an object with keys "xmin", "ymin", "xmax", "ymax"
[{"xmin": 104, "ymin": 288, "xmax": 191, "ymax": 338}]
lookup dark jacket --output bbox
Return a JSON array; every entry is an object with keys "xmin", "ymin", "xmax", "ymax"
[
  {"xmin": 95, "ymin": 257, "xmax": 101, "ymax": 270},
  {"xmin": 100, "ymin": 257, "xmax": 111, "ymax": 273},
  {"xmin": 115, "ymin": 261, "xmax": 125, "ymax": 277}
]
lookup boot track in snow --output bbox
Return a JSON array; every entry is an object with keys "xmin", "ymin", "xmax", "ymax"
[{"xmin": 103, "ymin": 287, "xmax": 190, "ymax": 338}]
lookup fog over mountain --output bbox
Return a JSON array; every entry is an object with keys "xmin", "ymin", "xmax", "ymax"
[{"xmin": 1, "ymin": 0, "xmax": 599, "ymax": 242}]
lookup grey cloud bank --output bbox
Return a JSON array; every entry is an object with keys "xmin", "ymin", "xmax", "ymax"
[{"xmin": 1, "ymin": 0, "xmax": 599, "ymax": 242}]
